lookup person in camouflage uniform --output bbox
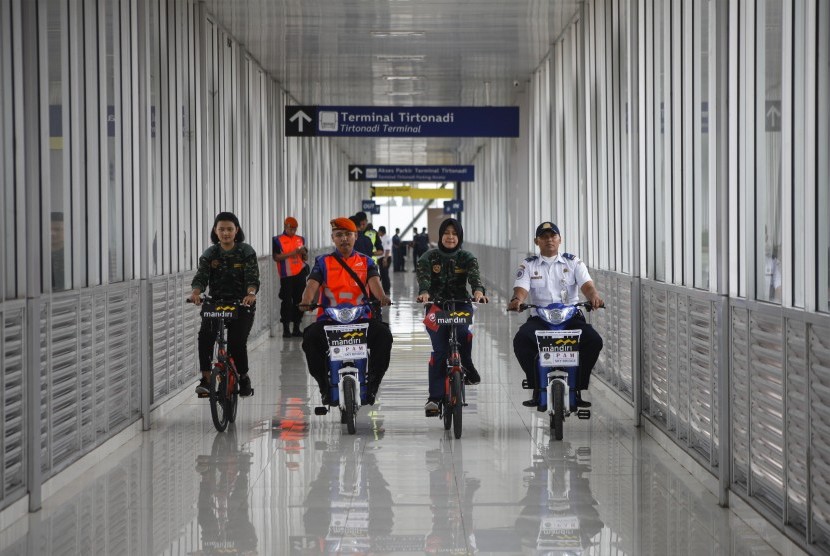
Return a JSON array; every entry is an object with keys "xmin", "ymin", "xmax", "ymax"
[
  {"xmin": 190, "ymin": 212, "xmax": 260, "ymax": 397},
  {"xmin": 415, "ymin": 218, "xmax": 488, "ymax": 416}
]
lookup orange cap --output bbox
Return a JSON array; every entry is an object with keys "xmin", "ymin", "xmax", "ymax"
[
  {"xmin": 330, "ymin": 217, "xmax": 357, "ymax": 232},
  {"xmin": 284, "ymin": 216, "xmax": 298, "ymax": 228}
]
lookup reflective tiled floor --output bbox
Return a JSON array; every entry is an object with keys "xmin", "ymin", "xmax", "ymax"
[{"xmin": 0, "ymin": 272, "xmax": 806, "ymax": 555}]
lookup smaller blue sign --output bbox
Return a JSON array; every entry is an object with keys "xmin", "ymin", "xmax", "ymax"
[
  {"xmin": 443, "ymin": 200, "xmax": 464, "ymax": 214},
  {"xmin": 349, "ymin": 165, "xmax": 474, "ymax": 182},
  {"xmin": 361, "ymin": 200, "xmax": 377, "ymax": 212}
]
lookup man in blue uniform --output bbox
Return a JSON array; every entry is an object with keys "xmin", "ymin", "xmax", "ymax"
[{"xmin": 507, "ymin": 222, "xmax": 604, "ymax": 409}]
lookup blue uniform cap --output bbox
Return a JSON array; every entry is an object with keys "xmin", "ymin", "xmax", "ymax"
[{"xmin": 535, "ymin": 222, "xmax": 560, "ymax": 237}]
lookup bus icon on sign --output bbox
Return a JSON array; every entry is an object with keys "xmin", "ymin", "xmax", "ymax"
[
  {"xmin": 319, "ymin": 111, "xmax": 338, "ymax": 132},
  {"xmin": 366, "ymin": 168, "xmax": 378, "ymax": 179}
]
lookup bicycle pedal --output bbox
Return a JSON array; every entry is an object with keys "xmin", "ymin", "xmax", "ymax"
[
  {"xmin": 425, "ymin": 408, "xmax": 440, "ymax": 418},
  {"xmin": 521, "ymin": 379, "xmax": 532, "ymax": 389},
  {"xmin": 314, "ymin": 406, "xmax": 329, "ymax": 416},
  {"xmin": 577, "ymin": 409, "xmax": 591, "ymax": 419},
  {"xmin": 197, "ymin": 392, "xmax": 210, "ymax": 399}
]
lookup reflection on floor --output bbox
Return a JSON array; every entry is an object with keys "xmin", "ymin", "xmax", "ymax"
[{"xmin": 0, "ymin": 271, "xmax": 804, "ymax": 555}]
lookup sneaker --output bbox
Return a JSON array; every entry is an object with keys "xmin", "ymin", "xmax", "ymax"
[
  {"xmin": 365, "ymin": 391, "xmax": 376, "ymax": 406},
  {"xmin": 238, "ymin": 375, "xmax": 253, "ymax": 397},
  {"xmin": 195, "ymin": 378, "xmax": 210, "ymax": 396},
  {"xmin": 576, "ymin": 391, "xmax": 591, "ymax": 408},
  {"xmin": 282, "ymin": 325, "xmax": 292, "ymax": 338},
  {"xmin": 424, "ymin": 399, "xmax": 440, "ymax": 417},
  {"xmin": 464, "ymin": 367, "xmax": 481, "ymax": 385},
  {"xmin": 522, "ymin": 394, "xmax": 539, "ymax": 407},
  {"xmin": 292, "ymin": 324, "xmax": 303, "ymax": 337}
]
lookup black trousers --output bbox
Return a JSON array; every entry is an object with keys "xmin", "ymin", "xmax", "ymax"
[
  {"xmin": 392, "ymin": 247, "xmax": 403, "ymax": 271},
  {"xmin": 279, "ymin": 269, "xmax": 307, "ymax": 325},
  {"xmin": 302, "ymin": 318, "xmax": 393, "ymax": 395},
  {"xmin": 198, "ymin": 308, "xmax": 256, "ymax": 375},
  {"xmin": 512, "ymin": 314, "xmax": 603, "ymax": 390},
  {"xmin": 379, "ymin": 257, "xmax": 391, "ymax": 292}
]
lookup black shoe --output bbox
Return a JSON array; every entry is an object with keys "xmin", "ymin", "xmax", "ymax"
[
  {"xmin": 320, "ymin": 391, "xmax": 332, "ymax": 406},
  {"xmin": 425, "ymin": 399, "xmax": 440, "ymax": 417},
  {"xmin": 238, "ymin": 375, "xmax": 253, "ymax": 397},
  {"xmin": 292, "ymin": 324, "xmax": 303, "ymax": 337},
  {"xmin": 522, "ymin": 397, "xmax": 538, "ymax": 407},
  {"xmin": 282, "ymin": 326, "xmax": 292, "ymax": 338},
  {"xmin": 365, "ymin": 392, "xmax": 376, "ymax": 406},
  {"xmin": 195, "ymin": 378, "xmax": 210, "ymax": 396},
  {"xmin": 576, "ymin": 391, "xmax": 592, "ymax": 408},
  {"xmin": 464, "ymin": 367, "xmax": 481, "ymax": 385}
]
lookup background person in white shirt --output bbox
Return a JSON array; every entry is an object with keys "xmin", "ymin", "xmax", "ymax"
[
  {"xmin": 507, "ymin": 222, "xmax": 604, "ymax": 409},
  {"xmin": 378, "ymin": 226, "xmax": 393, "ymax": 293}
]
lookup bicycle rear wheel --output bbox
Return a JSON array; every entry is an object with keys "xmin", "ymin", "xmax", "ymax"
[
  {"xmin": 209, "ymin": 366, "xmax": 229, "ymax": 432},
  {"xmin": 451, "ymin": 372, "xmax": 463, "ymax": 439}
]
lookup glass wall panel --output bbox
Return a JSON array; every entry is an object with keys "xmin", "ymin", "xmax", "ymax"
[
  {"xmin": 619, "ymin": 0, "xmax": 630, "ymax": 274},
  {"xmin": 820, "ymin": 1, "xmax": 830, "ymax": 311},
  {"xmin": 756, "ymin": 0, "xmax": 784, "ymax": 304},
  {"xmin": 695, "ymin": 0, "xmax": 713, "ymax": 290},
  {"xmin": 0, "ymin": 0, "xmax": 16, "ymax": 298},
  {"xmin": 149, "ymin": 0, "xmax": 161, "ymax": 275},
  {"xmin": 105, "ymin": 0, "xmax": 123, "ymax": 282},
  {"xmin": 46, "ymin": 0, "xmax": 71, "ymax": 291}
]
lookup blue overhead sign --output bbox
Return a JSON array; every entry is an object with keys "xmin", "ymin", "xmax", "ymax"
[
  {"xmin": 349, "ymin": 165, "xmax": 474, "ymax": 182},
  {"xmin": 361, "ymin": 200, "xmax": 377, "ymax": 212},
  {"xmin": 286, "ymin": 106, "xmax": 519, "ymax": 137}
]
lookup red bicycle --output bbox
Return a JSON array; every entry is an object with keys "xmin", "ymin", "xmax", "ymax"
[
  {"xmin": 189, "ymin": 296, "xmax": 254, "ymax": 432},
  {"xmin": 424, "ymin": 298, "xmax": 477, "ymax": 439}
]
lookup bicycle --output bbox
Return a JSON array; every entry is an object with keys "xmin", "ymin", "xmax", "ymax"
[
  {"xmin": 514, "ymin": 301, "xmax": 604, "ymax": 441},
  {"xmin": 188, "ymin": 296, "xmax": 254, "ymax": 432},
  {"xmin": 423, "ymin": 298, "xmax": 479, "ymax": 439},
  {"xmin": 308, "ymin": 301, "xmax": 380, "ymax": 434}
]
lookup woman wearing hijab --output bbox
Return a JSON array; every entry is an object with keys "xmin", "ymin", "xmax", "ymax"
[{"xmin": 415, "ymin": 218, "xmax": 488, "ymax": 416}]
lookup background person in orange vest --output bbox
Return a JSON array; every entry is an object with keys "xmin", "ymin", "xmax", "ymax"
[
  {"xmin": 273, "ymin": 216, "xmax": 309, "ymax": 337},
  {"xmin": 298, "ymin": 217, "xmax": 393, "ymax": 406}
]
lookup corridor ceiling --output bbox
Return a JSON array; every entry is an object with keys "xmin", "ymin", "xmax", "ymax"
[{"xmin": 204, "ymin": 0, "xmax": 582, "ymax": 166}]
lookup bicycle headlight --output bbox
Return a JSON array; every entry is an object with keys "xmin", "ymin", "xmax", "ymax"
[
  {"xmin": 536, "ymin": 305, "xmax": 578, "ymax": 325},
  {"xmin": 324, "ymin": 306, "xmax": 363, "ymax": 323}
]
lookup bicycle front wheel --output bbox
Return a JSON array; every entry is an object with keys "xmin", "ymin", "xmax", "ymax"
[
  {"xmin": 551, "ymin": 381, "xmax": 565, "ymax": 441},
  {"xmin": 209, "ymin": 366, "xmax": 229, "ymax": 432},
  {"xmin": 343, "ymin": 376, "xmax": 357, "ymax": 435},
  {"xmin": 227, "ymin": 370, "xmax": 239, "ymax": 424},
  {"xmin": 443, "ymin": 373, "xmax": 453, "ymax": 431},
  {"xmin": 451, "ymin": 372, "xmax": 463, "ymax": 439}
]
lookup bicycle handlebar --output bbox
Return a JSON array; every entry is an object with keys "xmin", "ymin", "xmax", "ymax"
[
  {"xmin": 514, "ymin": 300, "xmax": 606, "ymax": 312},
  {"xmin": 299, "ymin": 300, "xmax": 388, "ymax": 310},
  {"xmin": 423, "ymin": 298, "xmax": 488, "ymax": 305}
]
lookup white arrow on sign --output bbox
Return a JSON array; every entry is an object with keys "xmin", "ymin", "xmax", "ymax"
[
  {"xmin": 766, "ymin": 104, "xmax": 780, "ymax": 128},
  {"xmin": 289, "ymin": 110, "xmax": 312, "ymax": 132},
  {"xmin": 350, "ymin": 167, "xmax": 363, "ymax": 179}
]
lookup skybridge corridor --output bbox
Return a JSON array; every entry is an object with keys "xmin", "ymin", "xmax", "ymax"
[{"xmin": 0, "ymin": 0, "xmax": 829, "ymax": 554}]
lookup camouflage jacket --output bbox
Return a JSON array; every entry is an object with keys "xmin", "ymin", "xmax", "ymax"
[
  {"xmin": 416, "ymin": 248, "xmax": 485, "ymax": 299},
  {"xmin": 191, "ymin": 243, "xmax": 260, "ymax": 301}
]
